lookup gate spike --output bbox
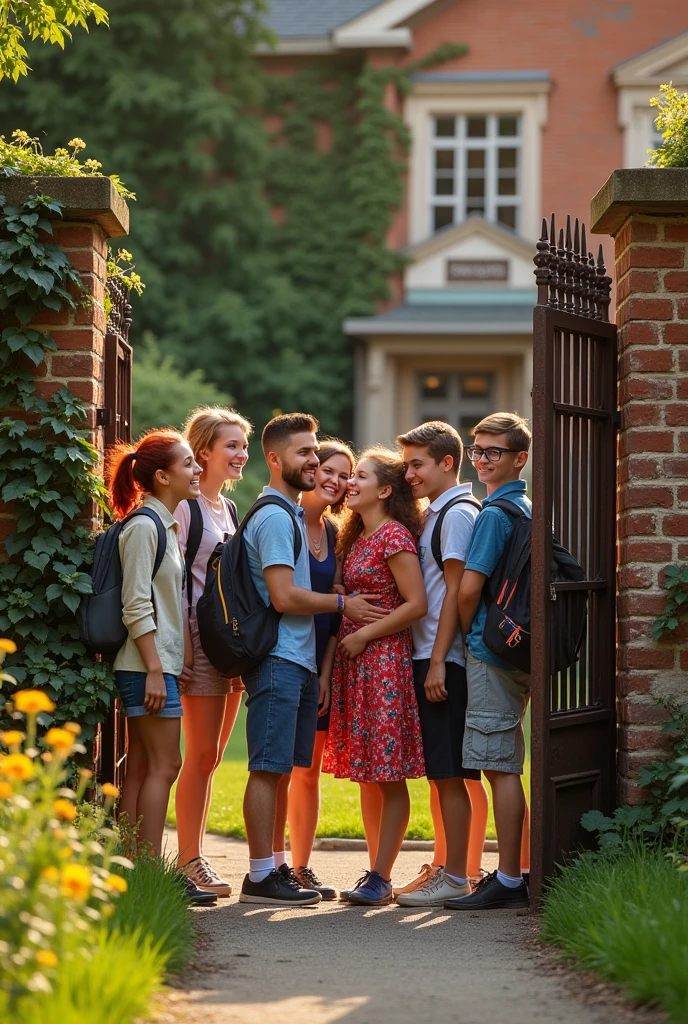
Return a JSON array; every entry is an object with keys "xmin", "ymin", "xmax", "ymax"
[
  {"xmin": 557, "ymin": 228, "xmax": 566, "ymax": 310},
  {"xmin": 565, "ymin": 214, "xmax": 572, "ymax": 251},
  {"xmin": 550, "ymin": 212, "xmax": 556, "ymax": 242},
  {"xmin": 573, "ymin": 218, "xmax": 580, "ymax": 255},
  {"xmin": 541, "ymin": 217, "xmax": 548, "ymax": 242},
  {"xmin": 534, "ymin": 218, "xmax": 551, "ymax": 305},
  {"xmin": 580, "ymin": 223, "xmax": 587, "ymax": 258}
]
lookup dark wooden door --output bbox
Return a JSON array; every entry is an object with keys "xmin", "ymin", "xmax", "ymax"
[{"xmin": 529, "ymin": 217, "xmax": 618, "ymax": 900}]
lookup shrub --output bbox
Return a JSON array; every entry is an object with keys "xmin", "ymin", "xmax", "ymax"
[
  {"xmin": 0, "ymin": 640, "xmax": 133, "ymax": 1012},
  {"xmin": 649, "ymin": 84, "xmax": 688, "ymax": 168},
  {"xmin": 109, "ymin": 851, "xmax": 195, "ymax": 976},
  {"xmin": 541, "ymin": 848, "xmax": 688, "ymax": 1022}
]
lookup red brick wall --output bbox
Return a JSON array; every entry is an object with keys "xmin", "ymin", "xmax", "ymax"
[
  {"xmin": 0, "ymin": 218, "xmax": 109, "ymax": 544},
  {"xmin": 615, "ymin": 214, "xmax": 688, "ymax": 803}
]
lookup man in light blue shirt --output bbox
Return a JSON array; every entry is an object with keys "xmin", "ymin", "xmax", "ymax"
[
  {"xmin": 446, "ymin": 412, "xmax": 533, "ymax": 914},
  {"xmin": 240, "ymin": 413, "xmax": 384, "ymax": 907}
]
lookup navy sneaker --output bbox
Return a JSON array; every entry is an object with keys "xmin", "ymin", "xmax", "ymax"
[
  {"xmin": 181, "ymin": 875, "xmax": 218, "ymax": 908},
  {"xmin": 339, "ymin": 870, "xmax": 371, "ymax": 902},
  {"xmin": 348, "ymin": 870, "xmax": 393, "ymax": 906},
  {"xmin": 444, "ymin": 870, "xmax": 529, "ymax": 911}
]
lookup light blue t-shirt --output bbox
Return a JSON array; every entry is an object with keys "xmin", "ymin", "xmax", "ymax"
[
  {"xmin": 243, "ymin": 486, "xmax": 316, "ymax": 674},
  {"xmin": 464, "ymin": 479, "xmax": 532, "ymax": 671}
]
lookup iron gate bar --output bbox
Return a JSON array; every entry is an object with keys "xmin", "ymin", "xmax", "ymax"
[{"xmin": 530, "ymin": 215, "xmax": 618, "ymax": 901}]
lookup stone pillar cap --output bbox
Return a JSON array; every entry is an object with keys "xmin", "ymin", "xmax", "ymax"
[
  {"xmin": 0, "ymin": 174, "xmax": 129, "ymax": 237},
  {"xmin": 591, "ymin": 168, "xmax": 688, "ymax": 236}
]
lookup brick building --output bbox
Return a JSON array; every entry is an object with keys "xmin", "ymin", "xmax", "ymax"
[{"xmin": 264, "ymin": 1, "xmax": 688, "ymax": 482}]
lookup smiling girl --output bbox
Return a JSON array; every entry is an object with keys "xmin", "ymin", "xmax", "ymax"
[
  {"xmin": 107, "ymin": 429, "xmax": 201, "ymax": 859},
  {"xmin": 174, "ymin": 407, "xmax": 252, "ymax": 897},
  {"xmin": 323, "ymin": 446, "xmax": 427, "ymax": 906},
  {"xmin": 271, "ymin": 440, "xmax": 355, "ymax": 899}
]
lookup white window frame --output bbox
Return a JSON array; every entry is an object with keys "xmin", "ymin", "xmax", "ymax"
[
  {"xmin": 617, "ymin": 87, "xmax": 681, "ymax": 168},
  {"xmin": 405, "ymin": 82, "xmax": 549, "ymax": 245},
  {"xmin": 430, "ymin": 113, "xmax": 521, "ymax": 234}
]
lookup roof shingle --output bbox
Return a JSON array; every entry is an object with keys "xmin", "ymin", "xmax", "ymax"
[{"xmin": 264, "ymin": 0, "xmax": 382, "ymax": 39}]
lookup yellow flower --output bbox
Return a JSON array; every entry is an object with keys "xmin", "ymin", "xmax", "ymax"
[
  {"xmin": 36, "ymin": 950, "xmax": 58, "ymax": 968},
  {"xmin": 106, "ymin": 873, "xmax": 128, "ymax": 893},
  {"xmin": 53, "ymin": 798, "xmax": 77, "ymax": 822},
  {"xmin": 14, "ymin": 690, "xmax": 55, "ymax": 714},
  {"xmin": 101, "ymin": 783, "xmax": 120, "ymax": 799},
  {"xmin": 79, "ymin": 768, "xmax": 93, "ymax": 780},
  {"xmin": 1, "ymin": 730, "xmax": 24, "ymax": 747},
  {"xmin": 58, "ymin": 845, "xmax": 72, "ymax": 858},
  {"xmin": 64, "ymin": 722, "xmax": 81, "ymax": 736},
  {"xmin": 0, "ymin": 639, "xmax": 17, "ymax": 654},
  {"xmin": 60, "ymin": 864, "xmax": 91, "ymax": 901},
  {"xmin": 0, "ymin": 753, "xmax": 34, "ymax": 781},
  {"xmin": 0, "ymin": 781, "xmax": 12, "ymax": 799},
  {"xmin": 41, "ymin": 866, "xmax": 59, "ymax": 882},
  {"xmin": 44, "ymin": 728, "xmax": 74, "ymax": 754}
]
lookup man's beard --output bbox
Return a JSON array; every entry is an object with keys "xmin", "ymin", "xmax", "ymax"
[{"xmin": 281, "ymin": 461, "xmax": 316, "ymax": 492}]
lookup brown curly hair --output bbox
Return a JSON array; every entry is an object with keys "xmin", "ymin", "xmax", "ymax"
[{"xmin": 337, "ymin": 445, "xmax": 424, "ymax": 562}]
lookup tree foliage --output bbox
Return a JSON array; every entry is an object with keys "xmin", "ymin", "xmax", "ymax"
[
  {"xmin": 649, "ymin": 84, "xmax": 688, "ymax": 168},
  {"xmin": 0, "ymin": 2, "xmax": 466, "ymax": 438},
  {"xmin": 0, "ymin": 0, "xmax": 108, "ymax": 81}
]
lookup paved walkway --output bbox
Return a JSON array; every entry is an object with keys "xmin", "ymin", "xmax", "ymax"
[{"xmin": 163, "ymin": 833, "xmax": 637, "ymax": 1024}]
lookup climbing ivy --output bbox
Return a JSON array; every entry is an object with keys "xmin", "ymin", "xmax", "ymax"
[
  {"xmin": 653, "ymin": 564, "xmax": 688, "ymax": 641},
  {"xmin": 0, "ymin": 191, "xmax": 116, "ymax": 742}
]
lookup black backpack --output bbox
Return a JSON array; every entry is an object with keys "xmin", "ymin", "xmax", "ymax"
[
  {"xmin": 196, "ymin": 495, "xmax": 303, "ymax": 677},
  {"xmin": 78, "ymin": 507, "xmax": 166, "ymax": 658},
  {"xmin": 183, "ymin": 496, "xmax": 239, "ymax": 610},
  {"xmin": 431, "ymin": 494, "xmax": 482, "ymax": 571},
  {"xmin": 481, "ymin": 499, "xmax": 586, "ymax": 675}
]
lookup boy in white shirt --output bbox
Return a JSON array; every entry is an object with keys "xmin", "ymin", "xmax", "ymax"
[{"xmin": 396, "ymin": 421, "xmax": 481, "ymax": 906}]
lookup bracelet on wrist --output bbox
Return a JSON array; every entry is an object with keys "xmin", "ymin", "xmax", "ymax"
[{"xmin": 336, "ymin": 593, "xmax": 345, "ymax": 613}]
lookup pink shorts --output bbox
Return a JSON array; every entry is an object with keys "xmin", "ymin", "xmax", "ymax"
[{"xmin": 184, "ymin": 609, "xmax": 244, "ymax": 697}]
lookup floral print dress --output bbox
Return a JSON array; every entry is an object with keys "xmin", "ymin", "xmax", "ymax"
[{"xmin": 323, "ymin": 521, "xmax": 426, "ymax": 783}]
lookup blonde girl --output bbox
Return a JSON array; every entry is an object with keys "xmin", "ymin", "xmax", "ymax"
[{"xmin": 174, "ymin": 407, "xmax": 252, "ymax": 896}]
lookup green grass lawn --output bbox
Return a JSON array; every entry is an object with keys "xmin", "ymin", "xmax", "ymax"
[{"xmin": 167, "ymin": 702, "xmax": 532, "ymax": 842}]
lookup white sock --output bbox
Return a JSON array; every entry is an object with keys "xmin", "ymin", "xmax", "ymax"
[
  {"xmin": 445, "ymin": 871, "xmax": 468, "ymax": 886},
  {"xmin": 497, "ymin": 869, "xmax": 523, "ymax": 889},
  {"xmin": 249, "ymin": 856, "xmax": 275, "ymax": 883},
  {"xmin": 273, "ymin": 850, "xmax": 287, "ymax": 868}
]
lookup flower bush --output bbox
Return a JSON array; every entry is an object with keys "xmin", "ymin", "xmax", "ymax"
[{"xmin": 0, "ymin": 640, "xmax": 133, "ymax": 1016}]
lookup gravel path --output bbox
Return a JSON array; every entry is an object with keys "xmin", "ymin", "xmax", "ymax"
[{"xmin": 161, "ymin": 832, "xmax": 637, "ymax": 1024}]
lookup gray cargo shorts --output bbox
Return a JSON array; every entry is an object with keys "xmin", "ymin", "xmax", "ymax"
[{"xmin": 462, "ymin": 651, "xmax": 531, "ymax": 775}]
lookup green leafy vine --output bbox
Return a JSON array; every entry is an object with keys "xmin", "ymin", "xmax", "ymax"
[
  {"xmin": 653, "ymin": 564, "xmax": 688, "ymax": 641},
  {"xmin": 0, "ymin": 191, "xmax": 116, "ymax": 743}
]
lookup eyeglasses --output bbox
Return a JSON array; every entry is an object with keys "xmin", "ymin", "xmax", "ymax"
[{"xmin": 466, "ymin": 445, "xmax": 521, "ymax": 463}]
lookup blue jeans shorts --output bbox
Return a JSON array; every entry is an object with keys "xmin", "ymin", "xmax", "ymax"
[
  {"xmin": 242, "ymin": 656, "xmax": 319, "ymax": 774},
  {"xmin": 114, "ymin": 671, "xmax": 183, "ymax": 719}
]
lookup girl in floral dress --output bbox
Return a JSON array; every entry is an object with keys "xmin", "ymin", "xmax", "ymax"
[{"xmin": 323, "ymin": 447, "xmax": 427, "ymax": 906}]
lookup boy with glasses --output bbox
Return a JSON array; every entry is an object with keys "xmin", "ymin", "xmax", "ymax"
[{"xmin": 444, "ymin": 412, "xmax": 532, "ymax": 912}]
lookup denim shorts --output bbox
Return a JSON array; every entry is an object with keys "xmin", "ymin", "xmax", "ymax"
[
  {"xmin": 242, "ymin": 656, "xmax": 318, "ymax": 774},
  {"xmin": 114, "ymin": 671, "xmax": 183, "ymax": 719}
]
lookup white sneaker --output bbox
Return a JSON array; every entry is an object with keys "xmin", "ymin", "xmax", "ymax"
[
  {"xmin": 181, "ymin": 856, "xmax": 232, "ymax": 897},
  {"xmin": 392, "ymin": 862, "xmax": 436, "ymax": 899},
  {"xmin": 396, "ymin": 868, "xmax": 471, "ymax": 907}
]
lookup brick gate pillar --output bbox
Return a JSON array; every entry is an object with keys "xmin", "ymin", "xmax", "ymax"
[
  {"xmin": 0, "ymin": 177, "xmax": 129, "ymax": 544},
  {"xmin": 592, "ymin": 169, "xmax": 688, "ymax": 804}
]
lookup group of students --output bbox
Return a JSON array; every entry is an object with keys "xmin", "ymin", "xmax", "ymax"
[{"xmin": 106, "ymin": 405, "xmax": 533, "ymax": 912}]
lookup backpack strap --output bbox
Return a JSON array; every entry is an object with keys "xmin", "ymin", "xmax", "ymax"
[
  {"xmin": 482, "ymin": 498, "xmax": 532, "ymax": 604},
  {"xmin": 184, "ymin": 499, "xmax": 204, "ymax": 610},
  {"xmin": 224, "ymin": 496, "xmax": 239, "ymax": 532},
  {"xmin": 238, "ymin": 495, "xmax": 303, "ymax": 562},
  {"xmin": 126, "ymin": 507, "xmax": 167, "ymax": 580},
  {"xmin": 431, "ymin": 495, "xmax": 482, "ymax": 572}
]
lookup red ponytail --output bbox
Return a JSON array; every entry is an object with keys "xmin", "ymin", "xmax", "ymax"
[{"xmin": 106, "ymin": 429, "xmax": 185, "ymax": 519}]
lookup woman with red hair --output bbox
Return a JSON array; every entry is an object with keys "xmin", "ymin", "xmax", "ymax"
[{"xmin": 107, "ymin": 429, "xmax": 203, "ymax": 871}]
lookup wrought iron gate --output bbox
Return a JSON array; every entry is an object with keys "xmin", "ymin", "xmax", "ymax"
[
  {"xmin": 95, "ymin": 277, "xmax": 133, "ymax": 790},
  {"xmin": 530, "ymin": 216, "xmax": 618, "ymax": 899}
]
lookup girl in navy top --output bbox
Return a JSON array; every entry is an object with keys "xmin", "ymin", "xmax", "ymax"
[{"xmin": 272, "ymin": 440, "xmax": 354, "ymax": 899}]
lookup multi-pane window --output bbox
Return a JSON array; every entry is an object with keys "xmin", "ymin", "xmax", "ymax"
[{"xmin": 430, "ymin": 114, "xmax": 521, "ymax": 234}]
